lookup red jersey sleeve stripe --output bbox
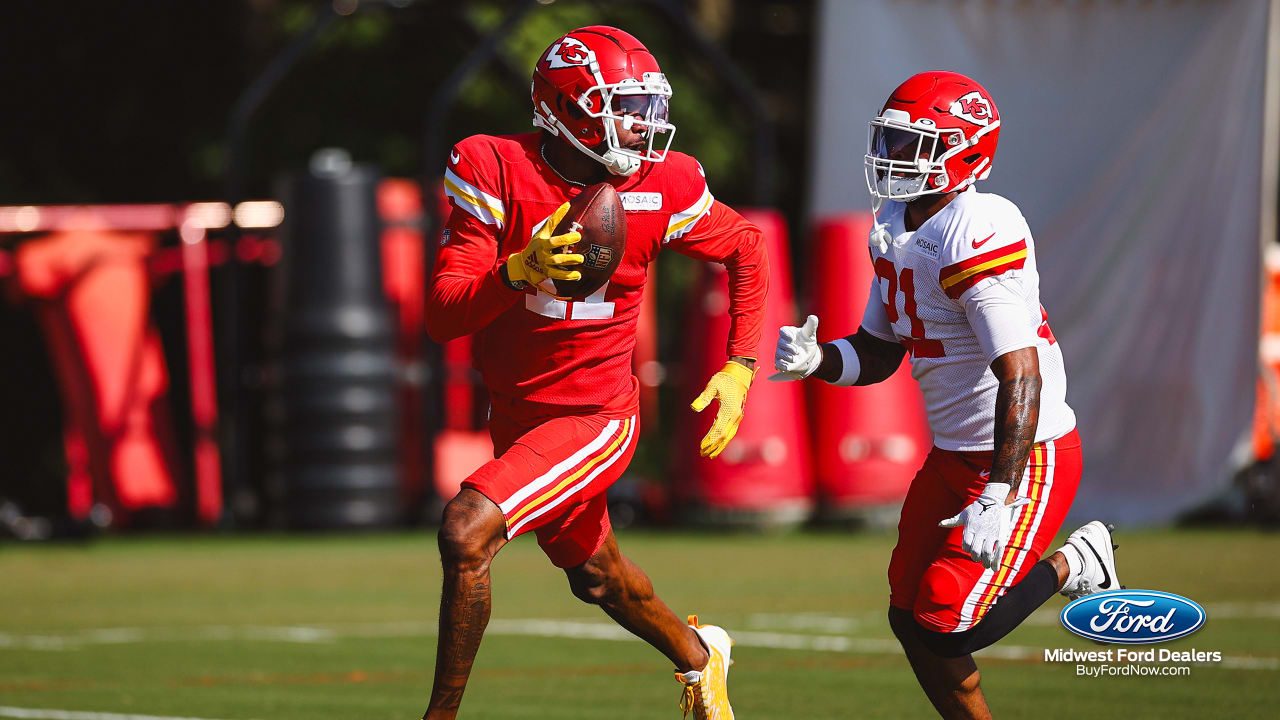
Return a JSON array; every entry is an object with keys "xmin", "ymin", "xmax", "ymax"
[
  {"xmin": 939, "ymin": 238, "xmax": 1028, "ymax": 278},
  {"xmin": 940, "ymin": 241, "xmax": 1028, "ymax": 299}
]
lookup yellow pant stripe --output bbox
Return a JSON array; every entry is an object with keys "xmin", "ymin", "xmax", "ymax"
[{"xmin": 506, "ymin": 418, "xmax": 632, "ymax": 525}]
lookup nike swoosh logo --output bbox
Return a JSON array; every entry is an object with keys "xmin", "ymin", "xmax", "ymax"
[
  {"xmin": 971, "ymin": 232, "xmax": 996, "ymax": 249},
  {"xmin": 1082, "ymin": 536, "xmax": 1114, "ymax": 590},
  {"xmin": 450, "ymin": 151, "xmax": 460, "ymax": 165}
]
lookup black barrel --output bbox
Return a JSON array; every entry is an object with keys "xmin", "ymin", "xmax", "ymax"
[{"xmin": 272, "ymin": 150, "xmax": 399, "ymax": 529}]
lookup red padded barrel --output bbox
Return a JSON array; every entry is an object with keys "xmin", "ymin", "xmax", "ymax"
[
  {"xmin": 15, "ymin": 230, "xmax": 180, "ymax": 525},
  {"xmin": 378, "ymin": 179, "xmax": 430, "ymax": 507},
  {"xmin": 673, "ymin": 209, "xmax": 813, "ymax": 526},
  {"xmin": 808, "ymin": 213, "xmax": 930, "ymax": 515}
]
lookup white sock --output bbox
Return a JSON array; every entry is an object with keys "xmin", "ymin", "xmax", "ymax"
[{"xmin": 1058, "ymin": 543, "xmax": 1084, "ymax": 587}]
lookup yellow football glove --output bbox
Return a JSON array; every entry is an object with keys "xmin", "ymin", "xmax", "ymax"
[
  {"xmin": 506, "ymin": 201, "xmax": 584, "ymax": 287},
  {"xmin": 690, "ymin": 360, "xmax": 756, "ymax": 459}
]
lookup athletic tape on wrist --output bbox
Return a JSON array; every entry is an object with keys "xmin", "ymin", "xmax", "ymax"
[{"xmin": 830, "ymin": 338, "xmax": 861, "ymax": 386}]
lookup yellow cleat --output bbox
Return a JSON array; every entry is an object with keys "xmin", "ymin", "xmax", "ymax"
[{"xmin": 675, "ymin": 615, "xmax": 735, "ymax": 720}]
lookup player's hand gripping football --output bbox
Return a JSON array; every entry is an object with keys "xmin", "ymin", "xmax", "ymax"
[
  {"xmin": 505, "ymin": 201, "xmax": 584, "ymax": 287},
  {"xmin": 770, "ymin": 314, "xmax": 822, "ymax": 381},
  {"xmin": 691, "ymin": 360, "xmax": 756, "ymax": 459},
  {"xmin": 939, "ymin": 482, "xmax": 1032, "ymax": 571}
]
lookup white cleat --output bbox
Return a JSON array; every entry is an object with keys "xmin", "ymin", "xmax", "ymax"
[{"xmin": 1057, "ymin": 521, "xmax": 1122, "ymax": 600}]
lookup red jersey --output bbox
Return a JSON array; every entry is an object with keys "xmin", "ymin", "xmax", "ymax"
[{"xmin": 427, "ymin": 132, "xmax": 768, "ymax": 423}]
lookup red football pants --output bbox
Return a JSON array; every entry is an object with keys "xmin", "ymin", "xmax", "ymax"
[
  {"xmin": 888, "ymin": 429, "xmax": 1082, "ymax": 633},
  {"xmin": 462, "ymin": 407, "xmax": 638, "ymax": 568}
]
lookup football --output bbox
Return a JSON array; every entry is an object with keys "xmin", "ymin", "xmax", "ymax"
[{"xmin": 548, "ymin": 182, "xmax": 626, "ymax": 299}]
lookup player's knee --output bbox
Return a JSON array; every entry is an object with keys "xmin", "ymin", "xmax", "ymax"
[
  {"xmin": 568, "ymin": 567, "xmax": 612, "ymax": 605},
  {"xmin": 566, "ymin": 557, "xmax": 621, "ymax": 606},
  {"xmin": 956, "ymin": 667, "xmax": 983, "ymax": 695},
  {"xmin": 437, "ymin": 523, "xmax": 488, "ymax": 573},
  {"xmin": 913, "ymin": 563, "xmax": 964, "ymax": 630},
  {"xmin": 438, "ymin": 494, "xmax": 502, "ymax": 573},
  {"xmin": 891, "ymin": 604, "xmax": 977, "ymax": 659}
]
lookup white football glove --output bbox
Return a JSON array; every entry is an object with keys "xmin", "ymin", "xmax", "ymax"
[
  {"xmin": 770, "ymin": 315, "xmax": 822, "ymax": 381},
  {"xmin": 938, "ymin": 482, "xmax": 1032, "ymax": 571}
]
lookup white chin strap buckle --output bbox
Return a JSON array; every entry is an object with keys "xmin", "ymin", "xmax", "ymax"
[
  {"xmin": 869, "ymin": 222, "xmax": 891, "ymax": 253},
  {"xmin": 604, "ymin": 151, "xmax": 640, "ymax": 176}
]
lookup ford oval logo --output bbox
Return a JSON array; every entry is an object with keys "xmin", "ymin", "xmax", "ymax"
[{"xmin": 1061, "ymin": 590, "xmax": 1205, "ymax": 644}]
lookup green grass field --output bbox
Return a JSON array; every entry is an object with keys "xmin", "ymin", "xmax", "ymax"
[{"xmin": 1, "ymin": 528, "xmax": 1278, "ymax": 719}]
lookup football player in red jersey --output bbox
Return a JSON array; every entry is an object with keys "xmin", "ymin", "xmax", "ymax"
[
  {"xmin": 774, "ymin": 72, "xmax": 1119, "ymax": 719},
  {"xmin": 423, "ymin": 26, "xmax": 767, "ymax": 720}
]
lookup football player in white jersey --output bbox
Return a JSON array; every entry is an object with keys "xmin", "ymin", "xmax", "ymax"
[{"xmin": 774, "ymin": 72, "xmax": 1121, "ymax": 719}]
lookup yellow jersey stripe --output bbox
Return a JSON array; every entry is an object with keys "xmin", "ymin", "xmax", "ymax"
[
  {"xmin": 442, "ymin": 176, "xmax": 505, "ymax": 224},
  {"xmin": 939, "ymin": 249, "xmax": 1027, "ymax": 290},
  {"xmin": 442, "ymin": 168, "xmax": 505, "ymax": 227},
  {"xmin": 664, "ymin": 188, "xmax": 714, "ymax": 240}
]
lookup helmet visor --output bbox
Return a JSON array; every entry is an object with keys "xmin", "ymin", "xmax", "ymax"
[
  {"xmin": 612, "ymin": 94, "xmax": 670, "ymax": 127},
  {"xmin": 598, "ymin": 86, "xmax": 676, "ymax": 163},
  {"xmin": 872, "ymin": 126, "xmax": 927, "ymax": 161},
  {"xmin": 572, "ymin": 75, "xmax": 677, "ymax": 170}
]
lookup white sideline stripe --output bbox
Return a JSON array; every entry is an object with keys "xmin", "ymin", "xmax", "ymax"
[
  {"xmin": 485, "ymin": 620, "xmax": 903, "ymax": 654},
  {"xmin": 485, "ymin": 621, "xmax": 1280, "ymax": 669},
  {"xmin": 3, "ymin": 618, "xmax": 1276, "ymax": 670},
  {"xmin": 0, "ymin": 625, "xmax": 335, "ymax": 650},
  {"xmin": 1200, "ymin": 601, "xmax": 1280, "ymax": 619},
  {"xmin": 0, "ymin": 708, "xmax": 254, "ymax": 720},
  {"xmin": 1220, "ymin": 655, "xmax": 1280, "ymax": 670},
  {"xmin": 746, "ymin": 612, "xmax": 862, "ymax": 633}
]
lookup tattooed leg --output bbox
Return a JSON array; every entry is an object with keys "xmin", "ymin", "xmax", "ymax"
[{"xmin": 423, "ymin": 489, "xmax": 507, "ymax": 720}]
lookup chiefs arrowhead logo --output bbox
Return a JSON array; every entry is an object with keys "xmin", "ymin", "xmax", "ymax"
[
  {"xmin": 950, "ymin": 91, "xmax": 993, "ymax": 127},
  {"xmin": 544, "ymin": 37, "xmax": 591, "ymax": 69}
]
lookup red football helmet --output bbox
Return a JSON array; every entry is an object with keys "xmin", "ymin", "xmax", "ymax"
[
  {"xmin": 864, "ymin": 71, "xmax": 1001, "ymax": 201},
  {"xmin": 531, "ymin": 26, "xmax": 675, "ymax": 177}
]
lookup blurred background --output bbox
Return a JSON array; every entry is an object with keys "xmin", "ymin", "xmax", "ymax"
[
  {"xmin": 3, "ymin": 2, "xmax": 1280, "ymax": 718},
  {"xmin": 0, "ymin": 0, "xmax": 1277, "ymax": 539}
]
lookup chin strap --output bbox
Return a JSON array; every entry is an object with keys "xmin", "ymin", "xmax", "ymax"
[
  {"xmin": 600, "ymin": 150, "xmax": 640, "ymax": 176},
  {"xmin": 869, "ymin": 196, "xmax": 892, "ymax": 253}
]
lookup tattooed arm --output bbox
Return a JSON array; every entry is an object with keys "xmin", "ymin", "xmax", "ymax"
[{"xmin": 988, "ymin": 347, "xmax": 1041, "ymax": 497}]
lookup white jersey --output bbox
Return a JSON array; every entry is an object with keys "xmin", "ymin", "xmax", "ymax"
[{"xmin": 861, "ymin": 188, "xmax": 1075, "ymax": 451}]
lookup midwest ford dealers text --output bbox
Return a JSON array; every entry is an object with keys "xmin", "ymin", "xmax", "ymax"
[{"xmin": 1044, "ymin": 648, "xmax": 1222, "ymax": 663}]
